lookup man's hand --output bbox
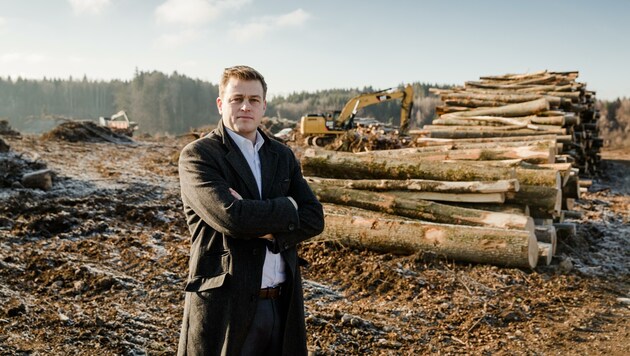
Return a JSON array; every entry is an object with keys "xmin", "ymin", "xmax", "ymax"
[
  {"xmin": 229, "ymin": 187, "xmax": 273, "ymax": 241},
  {"xmin": 229, "ymin": 187, "xmax": 243, "ymax": 200}
]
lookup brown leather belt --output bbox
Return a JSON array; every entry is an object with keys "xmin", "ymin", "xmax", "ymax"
[{"xmin": 259, "ymin": 285, "xmax": 282, "ymax": 299}]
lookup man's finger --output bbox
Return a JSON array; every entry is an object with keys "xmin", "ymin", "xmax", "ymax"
[{"xmin": 229, "ymin": 188, "xmax": 243, "ymax": 200}]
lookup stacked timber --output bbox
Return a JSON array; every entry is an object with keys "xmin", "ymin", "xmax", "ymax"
[
  {"xmin": 419, "ymin": 70, "xmax": 601, "ymax": 176},
  {"xmin": 302, "ymin": 144, "xmax": 585, "ymax": 269}
]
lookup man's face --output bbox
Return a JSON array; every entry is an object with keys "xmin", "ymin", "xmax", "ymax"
[{"xmin": 217, "ymin": 78, "xmax": 266, "ymax": 141}]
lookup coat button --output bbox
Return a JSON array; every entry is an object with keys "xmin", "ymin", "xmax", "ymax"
[
  {"xmin": 252, "ymin": 248, "xmax": 259, "ymax": 255},
  {"xmin": 288, "ymin": 223, "xmax": 295, "ymax": 231}
]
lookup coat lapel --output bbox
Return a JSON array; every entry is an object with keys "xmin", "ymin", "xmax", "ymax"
[
  {"xmin": 218, "ymin": 121, "xmax": 261, "ymax": 200},
  {"xmin": 259, "ymin": 139, "xmax": 278, "ymax": 200}
]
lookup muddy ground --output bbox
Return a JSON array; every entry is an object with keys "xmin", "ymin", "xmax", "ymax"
[{"xmin": 0, "ymin": 130, "xmax": 628, "ymax": 355}]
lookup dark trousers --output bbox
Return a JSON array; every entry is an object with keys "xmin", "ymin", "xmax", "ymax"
[{"xmin": 241, "ymin": 298, "xmax": 284, "ymax": 356}]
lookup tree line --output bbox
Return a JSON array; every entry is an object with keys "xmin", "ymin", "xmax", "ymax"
[
  {"xmin": 0, "ymin": 70, "xmax": 627, "ymax": 146},
  {"xmin": 0, "ymin": 70, "xmax": 218, "ymax": 134},
  {"xmin": 0, "ymin": 71, "xmax": 449, "ymax": 135},
  {"xmin": 597, "ymin": 98, "xmax": 630, "ymax": 148}
]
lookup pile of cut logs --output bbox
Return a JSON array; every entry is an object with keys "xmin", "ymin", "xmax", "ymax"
[
  {"xmin": 303, "ymin": 107, "xmax": 589, "ymax": 268},
  {"xmin": 415, "ymin": 70, "xmax": 601, "ymax": 176}
]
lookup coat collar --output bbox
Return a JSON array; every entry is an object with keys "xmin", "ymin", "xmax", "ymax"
[{"xmin": 216, "ymin": 120, "xmax": 279, "ymax": 200}]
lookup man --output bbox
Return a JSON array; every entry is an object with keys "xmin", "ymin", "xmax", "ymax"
[{"xmin": 177, "ymin": 65, "xmax": 324, "ymax": 355}]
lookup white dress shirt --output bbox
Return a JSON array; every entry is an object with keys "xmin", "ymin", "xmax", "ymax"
[{"xmin": 225, "ymin": 128, "xmax": 287, "ymax": 288}]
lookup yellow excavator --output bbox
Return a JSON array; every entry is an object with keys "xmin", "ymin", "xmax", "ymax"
[{"xmin": 299, "ymin": 84, "xmax": 414, "ymax": 146}]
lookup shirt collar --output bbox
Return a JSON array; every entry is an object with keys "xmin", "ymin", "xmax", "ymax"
[{"xmin": 225, "ymin": 127, "xmax": 265, "ymax": 152}]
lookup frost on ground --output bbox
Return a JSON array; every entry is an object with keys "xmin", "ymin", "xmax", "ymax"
[{"xmin": 1, "ymin": 133, "xmax": 629, "ymax": 355}]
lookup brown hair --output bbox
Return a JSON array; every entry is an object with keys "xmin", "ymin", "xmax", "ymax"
[{"xmin": 219, "ymin": 65, "xmax": 268, "ymax": 100}]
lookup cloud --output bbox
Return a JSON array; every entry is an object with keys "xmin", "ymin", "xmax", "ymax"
[
  {"xmin": 0, "ymin": 52, "xmax": 48, "ymax": 64},
  {"xmin": 155, "ymin": 0, "xmax": 250, "ymax": 26},
  {"xmin": 67, "ymin": 0, "xmax": 112, "ymax": 15},
  {"xmin": 229, "ymin": 8, "xmax": 310, "ymax": 42},
  {"xmin": 154, "ymin": 29, "xmax": 202, "ymax": 49}
]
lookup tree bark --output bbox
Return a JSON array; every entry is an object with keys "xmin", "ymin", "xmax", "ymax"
[
  {"xmin": 309, "ymin": 183, "xmax": 534, "ymax": 231},
  {"xmin": 506, "ymin": 185, "xmax": 562, "ymax": 217},
  {"xmin": 444, "ymin": 203, "xmax": 530, "ymax": 216},
  {"xmin": 515, "ymin": 167, "xmax": 561, "ymax": 188},
  {"xmin": 317, "ymin": 205, "xmax": 538, "ymax": 269},
  {"xmin": 412, "ymin": 134, "xmax": 571, "ymax": 147},
  {"xmin": 358, "ymin": 144, "xmax": 555, "ymax": 164},
  {"xmin": 388, "ymin": 190, "xmax": 506, "ymax": 204},
  {"xmin": 440, "ymin": 98, "xmax": 550, "ymax": 120},
  {"xmin": 301, "ymin": 148, "xmax": 518, "ymax": 182},
  {"xmin": 421, "ymin": 127, "xmax": 566, "ymax": 139},
  {"xmin": 306, "ymin": 177, "xmax": 519, "ymax": 193}
]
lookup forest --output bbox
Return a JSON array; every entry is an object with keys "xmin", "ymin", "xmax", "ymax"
[{"xmin": 0, "ymin": 70, "xmax": 628, "ymax": 147}]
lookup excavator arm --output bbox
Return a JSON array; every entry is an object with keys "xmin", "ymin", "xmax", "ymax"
[{"xmin": 334, "ymin": 84, "xmax": 414, "ymax": 133}]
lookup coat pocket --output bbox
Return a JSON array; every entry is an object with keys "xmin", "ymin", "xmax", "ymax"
[{"xmin": 185, "ymin": 251, "xmax": 231, "ymax": 292}]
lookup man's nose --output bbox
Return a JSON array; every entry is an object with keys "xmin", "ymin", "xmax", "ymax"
[{"xmin": 240, "ymin": 101, "xmax": 252, "ymax": 111}]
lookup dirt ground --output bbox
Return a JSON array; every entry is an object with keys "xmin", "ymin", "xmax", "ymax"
[{"xmin": 0, "ymin": 130, "xmax": 628, "ymax": 355}]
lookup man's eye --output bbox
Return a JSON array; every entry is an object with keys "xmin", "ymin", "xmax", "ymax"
[
  {"xmin": 250, "ymin": 98, "xmax": 260, "ymax": 103},
  {"xmin": 230, "ymin": 98, "xmax": 243, "ymax": 103}
]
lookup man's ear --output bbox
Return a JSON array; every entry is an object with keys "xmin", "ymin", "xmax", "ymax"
[{"xmin": 216, "ymin": 97, "xmax": 223, "ymax": 114}]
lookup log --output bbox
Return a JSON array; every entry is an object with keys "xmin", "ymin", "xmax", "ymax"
[
  {"xmin": 358, "ymin": 145, "xmax": 555, "ymax": 164},
  {"xmin": 21, "ymin": 169, "xmax": 53, "ymax": 191},
  {"xmin": 537, "ymin": 163, "xmax": 573, "ymax": 171},
  {"xmin": 433, "ymin": 116, "xmax": 533, "ymax": 128},
  {"xmin": 506, "ymin": 185, "xmax": 562, "ymax": 217},
  {"xmin": 305, "ymin": 177, "xmax": 519, "ymax": 193},
  {"xmin": 440, "ymin": 92, "xmax": 563, "ymax": 105},
  {"xmin": 479, "ymin": 70, "xmax": 550, "ymax": 81},
  {"xmin": 535, "ymin": 225, "xmax": 557, "ymax": 255},
  {"xmin": 562, "ymin": 174, "xmax": 580, "ymax": 200},
  {"xmin": 560, "ymin": 210, "xmax": 583, "ymax": 221},
  {"xmin": 318, "ymin": 205, "xmax": 538, "ymax": 269},
  {"xmin": 388, "ymin": 191, "xmax": 506, "ymax": 204},
  {"xmin": 515, "ymin": 167, "xmax": 561, "ymax": 188},
  {"xmin": 579, "ymin": 179, "xmax": 593, "ymax": 188},
  {"xmin": 445, "ymin": 203, "xmax": 530, "ymax": 216},
  {"xmin": 413, "ymin": 134, "xmax": 570, "ymax": 147},
  {"xmin": 301, "ymin": 148, "xmax": 518, "ymax": 182},
  {"xmin": 423, "ymin": 127, "xmax": 566, "ymax": 139},
  {"xmin": 308, "ymin": 183, "xmax": 533, "ymax": 231},
  {"xmin": 538, "ymin": 242, "xmax": 553, "ymax": 266},
  {"xmin": 554, "ymin": 223, "xmax": 576, "ymax": 240},
  {"xmin": 529, "ymin": 116, "xmax": 565, "ymax": 126},
  {"xmin": 440, "ymin": 98, "xmax": 549, "ymax": 119},
  {"xmin": 424, "ymin": 124, "xmax": 535, "ymax": 131}
]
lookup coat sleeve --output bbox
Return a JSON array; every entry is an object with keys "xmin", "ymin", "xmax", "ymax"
[
  {"xmin": 268, "ymin": 149, "xmax": 325, "ymax": 253},
  {"xmin": 178, "ymin": 140, "xmax": 300, "ymax": 238}
]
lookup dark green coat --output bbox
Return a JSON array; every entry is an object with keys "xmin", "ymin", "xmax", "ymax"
[{"xmin": 177, "ymin": 121, "xmax": 324, "ymax": 356}]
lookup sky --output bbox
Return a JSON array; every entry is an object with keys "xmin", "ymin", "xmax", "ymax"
[{"xmin": 0, "ymin": 0, "xmax": 629, "ymax": 100}]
